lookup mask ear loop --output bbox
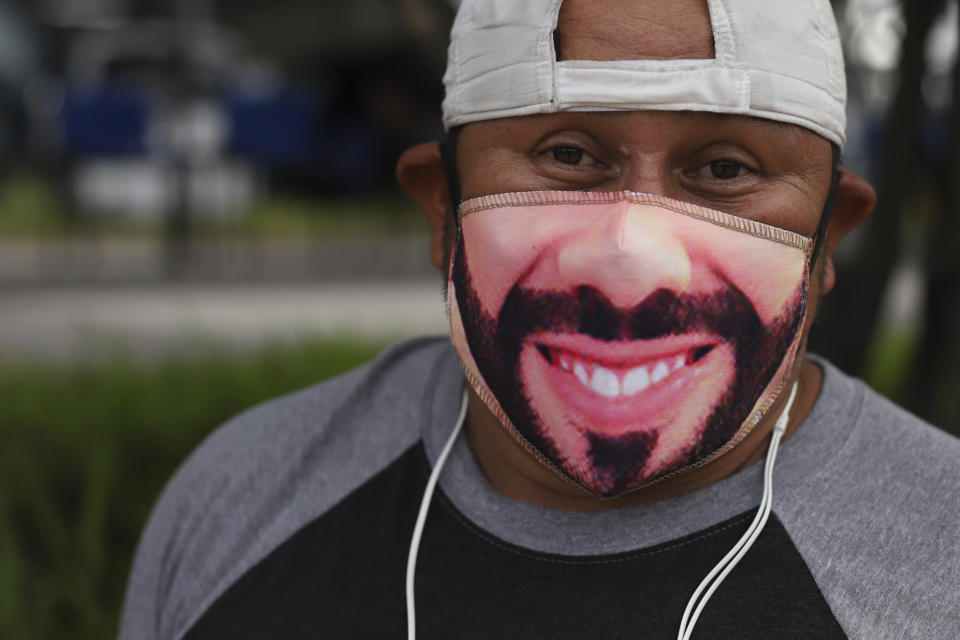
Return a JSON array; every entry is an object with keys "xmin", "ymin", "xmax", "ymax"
[
  {"xmin": 808, "ymin": 160, "xmax": 842, "ymax": 270},
  {"xmin": 405, "ymin": 388, "xmax": 469, "ymax": 640},
  {"xmin": 676, "ymin": 380, "xmax": 799, "ymax": 640},
  {"xmin": 440, "ymin": 127, "xmax": 463, "ymax": 224}
]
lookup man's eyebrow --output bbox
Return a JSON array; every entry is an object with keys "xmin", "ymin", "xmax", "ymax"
[{"xmin": 688, "ymin": 111, "xmax": 797, "ymax": 134}]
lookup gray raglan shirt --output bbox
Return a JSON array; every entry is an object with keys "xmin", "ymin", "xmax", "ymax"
[{"xmin": 119, "ymin": 337, "xmax": 960, "ymax": 639}]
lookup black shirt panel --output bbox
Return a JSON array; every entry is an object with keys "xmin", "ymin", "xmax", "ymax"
[{"xmin": 185, "ymin": 444, "xmax": 846, "ymax": 639}]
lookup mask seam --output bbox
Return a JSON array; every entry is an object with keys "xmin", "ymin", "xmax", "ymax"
[{"xmin": 459, "ymin": 190, "xmax": 812, "ymax": 252}]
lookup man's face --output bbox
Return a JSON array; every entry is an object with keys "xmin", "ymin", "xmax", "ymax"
[
  {"xmin": 431, "ymin": 0, "xmax": 839, "ymax": 497},
  {"xmin": 449, "ymin": 110, "xmax": 832, "ymax": 495}
]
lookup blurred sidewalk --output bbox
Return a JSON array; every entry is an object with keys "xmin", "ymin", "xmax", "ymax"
[
  {"xmin": 0, "ymin": 237, "xmax": 449, "ymax": 362},
  {"xmin": 0, "ymin": 236, "xmax": 436, "ymax": 286}
]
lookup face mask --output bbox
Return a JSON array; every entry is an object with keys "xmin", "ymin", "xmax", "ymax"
[{"xmin": 447, "ymin": 190, "xmax": 813, "ymax": 498}]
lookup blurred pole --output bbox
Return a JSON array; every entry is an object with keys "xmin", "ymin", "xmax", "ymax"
[
  {"xmin": 163, "ymin": 0, "xmax": 215, "ymax": 278},
  {"xmin": 812, "ymin": 0, "xmax": 943, "ymax": 377},
  {"xmin": 905, "ymin": 4, "xmax": 960, "ymax": 435},
  {"xmin": 164, "ymin": 4, "xmax": 189, "ymax": 278}
]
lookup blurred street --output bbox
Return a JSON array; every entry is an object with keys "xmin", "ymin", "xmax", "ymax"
[{"xmin": 0, "ymin": 236, "xmax": 448, "ymax": 362}]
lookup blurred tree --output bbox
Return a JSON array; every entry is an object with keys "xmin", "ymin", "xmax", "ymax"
[
  {"xmin": 903, "ymin": 2, "xmax": 960, "ymax": 430},
  {"xmin": 812, "ymin": 0, "xmax": 953, "ymax": 428}
]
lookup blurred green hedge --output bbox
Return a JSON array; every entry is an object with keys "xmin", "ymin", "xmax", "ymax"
[{"xmin": 0, "ymin": 339, "xmax": 386, "ymax": 640}]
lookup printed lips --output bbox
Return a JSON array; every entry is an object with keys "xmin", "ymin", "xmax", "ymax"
[
  {"xmin": 519, "ymin": 334, "xmax": 734, "ymax": 438},
  {"xmin": 537, "ymin": 343, "xmax": 715, "ymax": 399}
]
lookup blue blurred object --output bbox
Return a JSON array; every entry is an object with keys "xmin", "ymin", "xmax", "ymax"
[
  {"xmin": 318, "ymin": 116, "xmax": 380, "ymax": 186},
  {"xmin": 225, "ymin": 87, "xmax": 316, "ymax": 166},
  {"xmin": 61, "ymin": 85, "xmax": 149, "ymax": 156}
]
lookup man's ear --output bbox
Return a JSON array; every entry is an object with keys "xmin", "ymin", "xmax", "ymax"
[
  {"xmin": 397, "ymin": 142, "xmax": 452, "ymax": 271},
  {"xmin": 820, "ymin": 170, "xmax": 876, "ymax": 294}
]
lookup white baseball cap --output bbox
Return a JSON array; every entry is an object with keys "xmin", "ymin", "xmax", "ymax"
[{"xmin": 441, "ymin": 0, "xmax": 846, "ymax": 148}]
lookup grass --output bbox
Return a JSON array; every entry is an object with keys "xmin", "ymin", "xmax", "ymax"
[
  {"xmin": 0, "ymin": 337, "xmax": 387, "ymax": 640},
  {"xmin": 861, "ymin": 326, "xmax": 918, "ymax": 399},
  {"xmin": 230, "ymin": 192, "xmax": 426, "ymax": 238},
  {"xmin": 0, "ymin": 172, "xmax": 66, "ymax": 239},
  {"xmin": 0, "ymin": 170, "xmax": 427, "ymax": 241}
]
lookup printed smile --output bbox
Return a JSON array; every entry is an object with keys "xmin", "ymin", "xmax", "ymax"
[
  {"xmin": 520, "ymin": 331, "xmax": 731, "ymax": 432},
  {"xmin": 536, "ymin": 344, "xmax": 715, "ymax": 399}
]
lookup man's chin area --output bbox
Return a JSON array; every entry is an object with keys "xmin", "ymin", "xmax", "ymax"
[{"xmin": 517, "ymin": 333, "xmax": 736, "ymax": 496}]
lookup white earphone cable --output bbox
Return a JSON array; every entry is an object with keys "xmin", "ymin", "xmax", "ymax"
[
  {"xmin": 404, "ymin": 382, "xmax": 799, "ymax": 640},
  {"xmin": 405, "ymin": 389, "xmax": 469, "ymax": 640},
  {"xmin": 677, "ymin": 381, "xmax": 799, "ymax": 640}
]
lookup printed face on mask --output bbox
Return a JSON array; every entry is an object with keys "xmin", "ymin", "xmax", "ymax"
[{"xmin": 448, "ymin": 192, "xmax": 811, "ymax": 497}]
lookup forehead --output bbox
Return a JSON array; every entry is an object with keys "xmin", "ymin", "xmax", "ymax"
[
  {"xmin": 556, "ymin": 0, "xmax": 714, "ymax": 61},
  {"xmin": 459, "ymin": 109, "xmax": 827, "ymax": 159}
]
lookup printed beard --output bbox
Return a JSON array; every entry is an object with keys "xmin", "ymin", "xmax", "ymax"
[{"xmin": 450, "ymin": 232, "xmax": 806, "ymax": 497}]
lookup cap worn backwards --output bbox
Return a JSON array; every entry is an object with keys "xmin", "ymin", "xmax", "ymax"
[{"xmin": 441, "ymin": 0, "xmax": 847, "ymax": 148}]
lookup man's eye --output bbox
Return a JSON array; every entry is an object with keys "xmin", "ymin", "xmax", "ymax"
[
  {"xmin": 549, "ymin": 146, "xmax": 587, "ymax": 165},
  {"xmin": 708, "ymin": 160, "xmax": 746, "ymax": 180}
]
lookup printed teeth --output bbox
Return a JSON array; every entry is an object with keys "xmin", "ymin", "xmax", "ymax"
[{"xmin": 546, "ymin": 347, "xmax": 709, "ymax": 399}]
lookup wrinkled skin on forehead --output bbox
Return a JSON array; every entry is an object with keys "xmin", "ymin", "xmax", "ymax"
[{"xmin": 556, "ymin": 0, "xmax": 715, "ymax": 61}]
